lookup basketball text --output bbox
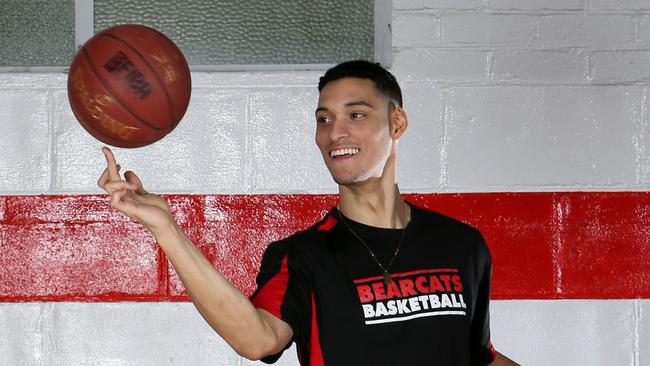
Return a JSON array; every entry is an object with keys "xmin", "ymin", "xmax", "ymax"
[
  {"xmin": 70, "ymin": 68, "xmax": 140, "ymax": 141},
  {"xmin": 104, "ymin": 51, "xmax": 153, "ymax": 100}
]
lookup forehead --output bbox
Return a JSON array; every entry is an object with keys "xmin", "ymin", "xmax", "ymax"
[{"xmin": 317, "ymin": 77, "xmax": 386, "ymax": 105}]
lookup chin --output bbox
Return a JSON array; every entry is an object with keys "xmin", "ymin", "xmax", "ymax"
[
  {"xmin": 331, "ymin": 172, "xmax": 375, "ymax": 186},
  {"xmin": 331, "ymin": 175, "xmax": 353, "ymax": 186},
  {"xmin": 330, "ymin": 173, "xmax": 358, "ymax": 186},
  {"xmin": 326, "ymin": 163, "xmax": 382, "ymax": 186}
]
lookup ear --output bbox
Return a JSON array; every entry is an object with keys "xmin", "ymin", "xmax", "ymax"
[{"xmin": 389, "ymin": 105, "xmax": 408, "ymax": 140}]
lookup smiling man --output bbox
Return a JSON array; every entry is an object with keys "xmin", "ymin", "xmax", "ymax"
[{"xmin": 98, "ymin": 60, "xmax": 518, "ymax": 365}]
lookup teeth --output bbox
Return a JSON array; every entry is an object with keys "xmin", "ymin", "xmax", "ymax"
[{"xmin": 331, "ymin": 148, "xmax": 360, "ymax": 158}]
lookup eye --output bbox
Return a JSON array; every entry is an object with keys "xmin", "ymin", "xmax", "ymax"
[
  {"xmin": 351, "ymin": 112, "xmax": 365, "ymax": 119},
  {"xmin": 316, "ymin": 115, "xmax": 332, "ymax": 125}
]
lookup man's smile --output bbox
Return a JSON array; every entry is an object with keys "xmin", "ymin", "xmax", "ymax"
[{"xmin": 330, "ymin": 147, "xmax": 360, "ymax": 159}]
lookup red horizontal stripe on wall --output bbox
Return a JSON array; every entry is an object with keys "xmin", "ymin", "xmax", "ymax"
[{"xmin": 0, "ymin": 193, "xmax": 648, "ymax": 302}]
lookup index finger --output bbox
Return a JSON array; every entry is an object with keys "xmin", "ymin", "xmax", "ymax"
[{"xmin": 102, "ymin": 147, "xmax": 121, "ymax": 181}]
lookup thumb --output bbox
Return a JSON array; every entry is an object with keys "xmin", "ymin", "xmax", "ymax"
[{"xmin": 124, "ymin": 171, "xmax": 147, "ymax": 195}]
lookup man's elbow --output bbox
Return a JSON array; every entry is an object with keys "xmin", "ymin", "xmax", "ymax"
[
  {"xmin": 232, "ymin": 334, "xmax": 284, "ymax": 361},
  {"xmin": 238, "ymin": 348, "xmax": 266, "ymax": 362},
  {"xmin": 488, "ymin": 351, "xmax": 520, "ymax": 366},
  {"xmin": 239, "ymin": 347, "xmax": 271, "ymax": 362},
  {"xmin": 231, "ymin": 309, "xmax": 292, "ymax": 360}
]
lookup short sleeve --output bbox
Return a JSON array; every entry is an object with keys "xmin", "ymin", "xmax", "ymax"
[
  {"xmin": 250, "ymin": 240, "xmax": 311, "ymax": 363},
  {"xmin": 470, "ymin": 234, "xmax": 497, "ymax": 365}
]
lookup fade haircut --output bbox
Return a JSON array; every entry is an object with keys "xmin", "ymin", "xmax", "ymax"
[{"xmin": 318, "ymin": 60, "xmax": 403, "ymax": 108}]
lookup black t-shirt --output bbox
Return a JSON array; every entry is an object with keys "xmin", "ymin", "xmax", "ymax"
[{"xmin": 250, "ymin": 203, "xmax": 495, "ymax": 366}]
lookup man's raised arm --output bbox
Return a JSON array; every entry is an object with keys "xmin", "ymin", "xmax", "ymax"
[{"xmin": 97, "ymin": 147, "xmax": 292, "ymax": 360}]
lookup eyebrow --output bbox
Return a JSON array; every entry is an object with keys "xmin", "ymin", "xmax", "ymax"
[{"xmin": 315, "ymin": 100, "xmax": 375, "ymax": 113}]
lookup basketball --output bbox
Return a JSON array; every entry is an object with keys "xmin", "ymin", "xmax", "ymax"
[{"xmin": 67, "ymin": 24, "xmax": 191, "ymax": 148}]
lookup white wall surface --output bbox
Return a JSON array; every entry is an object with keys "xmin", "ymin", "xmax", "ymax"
[
  {"xmin": 0, "ymin": 300, "xmax": 646, "ymax": 366},
  {"xmin": 1, "ymin": 0, "xmax": 649, "ymax": 365}
]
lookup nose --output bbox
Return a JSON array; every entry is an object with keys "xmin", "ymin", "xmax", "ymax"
[{"xmin": 329, "ymin": 119, "xmax": 350, "ymax": 142}]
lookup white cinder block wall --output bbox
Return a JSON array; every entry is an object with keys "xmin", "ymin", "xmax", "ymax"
[{"xmin": 0, "ymin": 1, "xmax": 648, "ymax": 365}]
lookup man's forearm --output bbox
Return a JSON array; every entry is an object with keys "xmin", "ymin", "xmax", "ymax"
[{"xmin": 153, "ymin": 222, "xmax": 291, "ymax": 359}]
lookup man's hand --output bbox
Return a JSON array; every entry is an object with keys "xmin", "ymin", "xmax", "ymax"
[{"xmin": 97, "ymin": 147, "xmax": 174, "ymax": 236}]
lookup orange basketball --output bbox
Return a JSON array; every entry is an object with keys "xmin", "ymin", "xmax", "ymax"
[{"xmin": 67, "ymin": 24, "xmax": 191, "ymax": 148}]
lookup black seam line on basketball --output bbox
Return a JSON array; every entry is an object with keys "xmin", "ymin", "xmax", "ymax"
[
  {"xmin": 100, "ymin": 33, "xmax": 177, "ymax": 126},
  {"xmin": 81, "ymin": 46, "xmax": 169, "ymax": 133}
]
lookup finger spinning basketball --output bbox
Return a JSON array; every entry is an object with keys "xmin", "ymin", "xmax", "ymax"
[{"xmin": 67, "ymin": 24, "xmax": 191, "ymax": 148}]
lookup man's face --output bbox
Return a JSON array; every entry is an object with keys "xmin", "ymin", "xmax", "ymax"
[{"xmin": 315, "ymin": 77, "xmax": 395, "ymax": 186}]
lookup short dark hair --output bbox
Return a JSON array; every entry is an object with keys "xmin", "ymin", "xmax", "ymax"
[{"xmin": 318, "ymin": 60, "xmax": 403, "ymax": 107}]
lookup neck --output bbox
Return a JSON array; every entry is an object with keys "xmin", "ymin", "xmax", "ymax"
[{"xmin": 337, "ymin": 164, "xmax": 410, "ymax": 229}]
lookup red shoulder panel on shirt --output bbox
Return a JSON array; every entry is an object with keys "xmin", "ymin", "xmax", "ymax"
[
  {"xmin": 251, "ymin": 256, "xmax": 290, "ymax": 319},
  {"xmin": 317, "ymin": 215, "xmax": 337, "ymax": 232}
]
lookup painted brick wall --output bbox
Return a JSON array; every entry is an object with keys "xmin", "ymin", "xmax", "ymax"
[{"xmin": 0, "ymin": 1, "xmax": 649, "ymax": 365}]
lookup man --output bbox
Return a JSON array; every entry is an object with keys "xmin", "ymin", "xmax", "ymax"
[{"xmin": 98, "ymin": 60, "xmax": 518, "ymax": 365}]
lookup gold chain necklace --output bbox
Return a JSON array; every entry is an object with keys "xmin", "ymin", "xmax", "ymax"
[{"xmin": 336, "ymin": 209, "xmax": 408, "ymax": 285}]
